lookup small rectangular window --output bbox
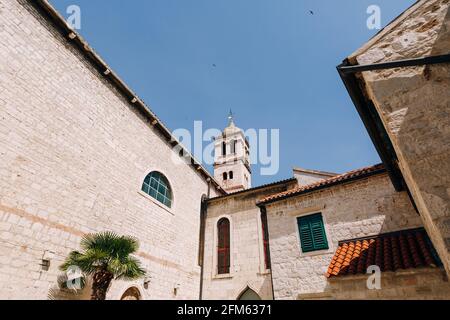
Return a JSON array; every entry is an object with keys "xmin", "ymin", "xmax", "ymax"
[{"xmin": 297, "ymin": 213, "xmax": 328, "ymax": 253}]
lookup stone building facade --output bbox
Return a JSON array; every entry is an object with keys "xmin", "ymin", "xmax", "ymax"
[
  {"xmin": 257, "ymin": 166, "xmax": 448, "ymax": 299},
  {"xmin": 0, "ymin": 0, "xmax": 223, "ymax": 300},
  {"xmin": 341, "ymin": 0, "xmax": 450, "ymax": 276},
  {"xmin": 0, "ymin": 0, "xmax": 449, "ymax": 300},
  {"xmin": 202, "ymin": 179, "xmax": 297, "ymax": 300}
]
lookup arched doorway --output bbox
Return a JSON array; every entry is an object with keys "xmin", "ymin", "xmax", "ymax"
[
  {"xmin": 120, "ymin": 287, "xmax": 141, "ymax": 300},
  {"xmin": 237, "ymin": 287, "xmax": 261, "ymax": 300}
]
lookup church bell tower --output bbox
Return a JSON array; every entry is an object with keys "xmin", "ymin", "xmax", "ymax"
[{"xmin": 214, "ymin": 112, "xmax": 252, "ymax": 193}]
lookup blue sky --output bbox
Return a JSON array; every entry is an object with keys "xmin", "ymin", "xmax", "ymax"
[{"xmin": 51, "ymin": 0, "xmax": 415, "ymax": 186}]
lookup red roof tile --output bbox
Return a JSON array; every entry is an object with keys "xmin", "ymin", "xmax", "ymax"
[
  {"xmin": 257, "ymin": 163, "xmax": 386, "ymax": 205},
  {"xmin": 208, "ymin": 178, "xmax": 298, "ymax": 201},
  {"xmin": 326, "ymin": 228, "xmax": 441, "ymax": 278}
]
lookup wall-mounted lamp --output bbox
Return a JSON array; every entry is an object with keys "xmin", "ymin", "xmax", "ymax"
[
  {"xmin": 40, "ymin": 259, "xmax": 50, "ymax": 271},
  {"xmin": 40, "ymin": 250, "xmax": 55, "ymax": 271},
  {"xmin": 143, "ymin": 276, "xmax": 151, "ymax": 289},
  {"xmin": 173, "ymin": 283, "xmax": 180, "ymax": 296}
]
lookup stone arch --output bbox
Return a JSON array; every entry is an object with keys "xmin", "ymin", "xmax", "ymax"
[
  {"xmin": 237, "ymin": 287, "xmax": 261, "ymax": 300},
  {"xmin": 120, "ymin": 287, "xmax": 141, "ymax": 300}
]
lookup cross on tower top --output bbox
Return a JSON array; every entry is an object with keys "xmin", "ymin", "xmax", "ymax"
[{"xmin": 228, "ymin": 109, "xmax": 235, "ymax": 127}]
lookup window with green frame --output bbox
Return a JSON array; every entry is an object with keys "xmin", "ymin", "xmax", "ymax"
[
  {"xmin": 141, "ymin": 172, "xmax": 173, "ymax": 208},
  {"xmin": 297, "ymin": 213, "xmax": 328, "ymax": 253}
]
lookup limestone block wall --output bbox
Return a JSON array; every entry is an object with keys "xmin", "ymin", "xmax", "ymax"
[
  {"xmin": 323, "ymin": 268, "xmax": 450, "ymax": 300},
  {"xmin": 202, "ymin": 181, "xmax": 297, "ymax": 300},
  {"xmin": 293, "ymin": 170, "xmax": 336, "ymax": 187},
  {"xmin": 349, "ymin": 0, "xmax": 450, "ymax": 274},
  {"xmin": 0, "ymin": 0, "xmax": 219, "ymax": 299},
  {"xmin": 266, "ymin": 173, "xmax": 424, "ymax": 300}
]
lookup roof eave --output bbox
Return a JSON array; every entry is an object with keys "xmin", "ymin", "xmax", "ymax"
[
  {"xmin": 30, "ymin": 0, "xmax": 226, "ymax": 195},
  {"xmin": 258, "ymin": 166, "xmax": 387, "ymax": 206},
  {"xmin": 208, "ymin": 178, "xmax": 297, "ymax": 203},
  {"xmin": 292, "ymin": 167, "xmax": 338, "ymax": 177},
  {"xmin": 336, "ymin": 60, "xmax": 405, "ymax": 192}
]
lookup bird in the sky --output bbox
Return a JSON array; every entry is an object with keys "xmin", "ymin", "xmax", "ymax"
[
  {"xmin": 309, "ymin": 10, "xmax": 314, "ymax": 15},
  {"xmin": 212, "ymin": 64, "xmax": 217, "ymax": 67}
]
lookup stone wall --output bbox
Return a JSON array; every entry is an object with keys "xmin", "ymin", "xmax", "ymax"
[
  {"xmin": 293, "ymin": 169, "xmax": 336, "ymax": 187},
  {"xmin": 0, "ymin": 0, "xmax": 219, "ymax": 299},
  {"xmin": 265, "ymin": 173, "xmax": 424, "ymax": 300},
  {"xmin": 202, "ymin": 181, "xmax": 297, "ymax": 300},
  {"xmin": 299, "ymin": 268, "xmax": 450, "ymax": 300},
  {"xmin": 349, "ymin": 0, "xmax": 450, "ymax": 275}
]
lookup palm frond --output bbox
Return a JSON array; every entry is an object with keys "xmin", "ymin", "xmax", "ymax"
[
  {"xmin": 60, "ymin": 251, "xmax": 82, "ymax": 271},
  {"xmin": 80, "ymin": 232, "xmax": 139, "ymax": 259},
  {"xmin": 60, "ymin": 231, "xmax": 145, "ymax": 281},
  {"xmin": 115, "ymin": 235, "xmax": 140, "ymax": 258},
  {"xmin": 60, "ymin": 249, "xmax": 106, "ymax": 274},
  {"xmin": 80, "ymin": 231, "xmax": 119, "ymax": 251},
  {"xmin": 111, "ymin": 256, "xmax": 146, "ymax": 281}
]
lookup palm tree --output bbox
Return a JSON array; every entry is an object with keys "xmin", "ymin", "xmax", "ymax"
[{"xmin": 60, "ymin": 231, "xmax": 146, "ymax": 300}]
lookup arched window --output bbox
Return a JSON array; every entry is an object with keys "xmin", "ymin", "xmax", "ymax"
[
  {"xmin": 261, "ymin": 211, "xmax": 271, "ymax": 269},
  {"xmin": 142, "ymin": 171, "xmax": 173, "ymax": 208},
  {"xmin": 230, "ymin": 140, "xmax": 237, "ymax": 154},
  {"xmin": 222, "ymin": 142, "xmax": 227, "ymax": 156},
  {"xmin": 223, "ymin": 172, "xmax": 228, "ymax": 181},
  {"xmin": 217, "ymin": 218, "xmax": 230, "ymax": 274},
  {"xmin": 229, "ymin": 171, "xmax": 234, "ymax": 180}
]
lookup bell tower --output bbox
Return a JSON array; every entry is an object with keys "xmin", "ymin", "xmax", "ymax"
[{"xmin": 214, "ymin": 112, "xmax": 251, "ymax": 193}]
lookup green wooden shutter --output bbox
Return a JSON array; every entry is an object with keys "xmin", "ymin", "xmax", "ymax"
[{"xmin": 297, "ymin": 213, "xmax": 328, "ymax": 252}]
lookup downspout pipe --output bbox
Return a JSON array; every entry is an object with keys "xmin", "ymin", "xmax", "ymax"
[
  {"xmin": 198, "ymin": 200, "xmax": 207, "ymax": 300},
  {"xmin": 338, "ymin": 53, "xmax": 450, "ymax": 74},
  {"xmin": 199, "ymin": 179, "xmax": 211, "ymax": 300},
  {"xmin": 259, "ymin": 205, "xmax": 276, "ymax": 300}
]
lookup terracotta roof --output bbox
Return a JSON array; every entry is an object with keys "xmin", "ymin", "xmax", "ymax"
[
  {"xmin": 257, "ymin": 164, "xmax": 386, "ymax": 205},
  {"xmin": 326, "ymin": 228, "xmax": 441, "ymax": 278},
  {"xmin": 293, "ymin": 167, "xmax": 338, "ymax": 177},
  {"xmin": 208, "ymin": 178, "xmax": 297, "ymax": 202}
]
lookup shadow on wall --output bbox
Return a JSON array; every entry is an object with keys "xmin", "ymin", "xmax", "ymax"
[
  {"xmin": 256, "ymin": 274, "xmax": 273, "ymax": 300},
  {"xmin": 363, "ymin": 3, "xmax": 450, "ymax": 267}
]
